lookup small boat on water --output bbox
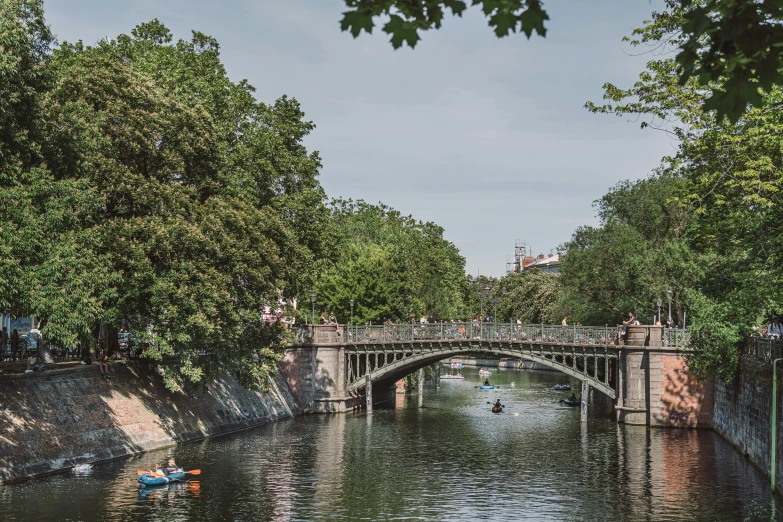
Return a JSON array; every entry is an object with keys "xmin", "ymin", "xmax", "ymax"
[
  {"xmin": 491, "ymin": 406, "xmax": 503, "ymax": 413},
  {"xmin": 478, "ymin": 369, "xmax": 492, "ymax": 375},
  {"xmin": 138, "ymin": 471, "xmax": 186, "ymax": 487},
  {"xmin": 562, "ymin": 398, "xmax": 580, "ymax": 407},
  {"xmin": 553, "ymin": 384, "xmax": 572, "ymax": 391},
  {"xmin": 449, "ymin": 362, "xmax": 464, "ymax": 369},
  {"xmin": 440, "ymin": 374, "xmax": 464, "ymax": 380},
  {"xmin": 480, "ymin": 385, "xmax": 494, "ymax": 390}
]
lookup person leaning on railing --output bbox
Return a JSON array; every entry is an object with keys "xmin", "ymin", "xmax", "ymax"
[{"xmin": 768, "ymin": 316, "xmax": 783, "ymax": 340}]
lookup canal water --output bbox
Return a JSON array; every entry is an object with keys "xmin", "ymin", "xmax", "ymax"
[{"xmin": 2, "ymin": 368, "xmax": 781, "ymax": 521}]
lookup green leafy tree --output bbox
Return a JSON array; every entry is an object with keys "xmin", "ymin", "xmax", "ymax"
[
  {"xmin": 0, "ymin": 0, "xmax": 52, "ymax": 181},
  {"xmin": 0, "ymin": 0, "xmax": 55, "ymax": 315},
  {"xmin": 464, "ymin": 274, "xmax": 495, "ymax": 320},
  {"xmin": 311, "ymin": 200, "xmax": 467, "ymax": 324},
  {"xmin": 585, "ymin": 3, "xmax": 783, "ymax": 380},
  {"xmin": 493, "ymin": 269, "xmax": 562, "ymax": 324},
  {"xmin": 0, "ymin": 14, "xmax": 332, "ymax": 390},
  {"xmin": 557, "ymin": 172, "xmax": 703, "ymax": 327}
]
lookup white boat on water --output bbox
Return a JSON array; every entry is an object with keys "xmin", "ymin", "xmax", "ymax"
[
  {"xmin": 440, "ymin": 374, "xmax": 464, "ymax": 380},
  {"xmin": 478, "ymin": 369, "xmax": 492, "ymax": 375}
]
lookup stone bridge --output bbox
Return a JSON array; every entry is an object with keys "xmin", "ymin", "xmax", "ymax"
[{"xmin": 280, "ymin": 323, "xmax": 713, "ymax": 428}]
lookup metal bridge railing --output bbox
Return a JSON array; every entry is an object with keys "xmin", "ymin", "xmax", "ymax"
[
  {"xmin": 742, "ymin": 337, "xmax": 783, "ymax": 363},
  {"xmin": 343, "ymin": 323, "xmax": 689, "ymax": 348},
  {"xmin": 663, "ymin": 328, "xmax": 689, "ymax": 347}
]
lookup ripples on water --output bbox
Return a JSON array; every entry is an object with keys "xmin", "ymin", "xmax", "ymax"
[{"xmin": 1, "ymin": 368, "xmax": 781, "ymax": 521}]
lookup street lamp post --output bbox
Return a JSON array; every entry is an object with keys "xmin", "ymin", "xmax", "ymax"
[
  {"xmin": 657, "ymin": 297, "xmax": 663, "ymax": 325},
  {"xmin": 310, "ymin": 291, "xmax": 316, "ymax": 325},
  {"xmin": 666, "ymin": 289, "xmax": 673, "ymax": 326},
  {"xmin": 350, "ymin": 299, "xmax": 355, "ymax": 327}
]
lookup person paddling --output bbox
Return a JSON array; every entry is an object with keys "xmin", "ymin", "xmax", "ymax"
[
  {"xmin": 484, "ymin": 378, "xmax": 490, "ymax": 386},
  {"xmin": 493, "ymin": 399, "xmax": 502, "ymax": 409},
  {"xmin": 160, "ymin": 458, "xmax": 182, "ymax": 476},
  {"xmin": 148, "ymin": 458, "xmax": 182, "ymax": 477}
]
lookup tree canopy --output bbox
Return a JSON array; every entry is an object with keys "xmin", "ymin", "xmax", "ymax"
[
  {"xmin": 492, "ymin": 269, "xmax": 562, "ymax": 324},
  {"xmin": 557, "ymin": 172, "xmax": 703, "ymax": 328},
  {"xmin": 0, "ymin": 2, "xmax": 333, "ymax": 390},
  {"xmin": 582, "ymin": 1, "xmax": 783, "ymax": 382},
  {"xmin": 309, "ymin": 199, "xmax": 467, "ymax": 324},
  {"xmin": 339, "ymin": 0, "xmax": 781, "ymax": 122}
]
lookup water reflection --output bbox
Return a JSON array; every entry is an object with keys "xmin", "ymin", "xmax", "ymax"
[{"xmin": 0, "ymin": 368, "xmax": 780, "ymax": 521}]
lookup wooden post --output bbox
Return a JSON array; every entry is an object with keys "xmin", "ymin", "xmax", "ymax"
[
  {"xmin": 581, "ymin": 380, "xmax": 589, "ymax": 423},
  {"xmin": 418, "ymin": 368, "xmax": 424, "ymax": 408},
  {"xmin": 365, "ymin": 374, "xmax": 373, "ymax": 413}
]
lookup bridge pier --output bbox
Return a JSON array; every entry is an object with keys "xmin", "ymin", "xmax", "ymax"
[
  {"xmin": 280, "ymin": 326, "xmax": 355, "ymax": 413},
  {"xmin": 615, "ymin": 326, "xmax": 713, "ymax": 427}
]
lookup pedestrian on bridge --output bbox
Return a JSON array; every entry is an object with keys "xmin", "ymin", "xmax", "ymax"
[
  {"xmin": 768, "ymin": 316, "xmax": 783, "ymax": 339},
  {"xmin": 619, "ymin": 312, "xmax": 636, "ymax": 342}
]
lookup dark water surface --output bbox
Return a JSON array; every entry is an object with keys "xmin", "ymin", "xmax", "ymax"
[{"xmin": 2, "ymin": 368, "xmax": 781, "ymax": 521}]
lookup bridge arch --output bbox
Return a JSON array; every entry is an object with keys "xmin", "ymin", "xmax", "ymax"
[{"xmin": 345, "ymin": 345, "xmax": 617, "ymax": 399}]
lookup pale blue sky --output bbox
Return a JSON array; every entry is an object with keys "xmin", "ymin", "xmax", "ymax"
[{"xmin": 45, "ymin": 0, "xmax": 673, "ymax": 276}]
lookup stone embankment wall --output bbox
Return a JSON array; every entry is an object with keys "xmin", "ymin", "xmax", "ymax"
[
  {"xmin": 713, "ymin": 357, "xmax": 783, "ymax": 493},
  {"xmin": 0, "ymin": 362, "xmax": 300, "ymax": 484}
]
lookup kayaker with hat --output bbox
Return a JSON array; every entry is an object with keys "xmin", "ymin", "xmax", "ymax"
[
  {"xmin": 768, "ymin": 316, "xmax": 783, "ymax": 339},
  {"xmin": 493, "ymin": 399, "xmax": 502, "ymax": 409}
]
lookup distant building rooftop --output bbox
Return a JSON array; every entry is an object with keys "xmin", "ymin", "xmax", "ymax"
[{"xmin": 523, "ymin": 253, "xmax": 561, "ymax": 274}]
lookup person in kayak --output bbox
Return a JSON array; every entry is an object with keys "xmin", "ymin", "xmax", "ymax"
[
  {"xmin": 147, "ymin": 458, "xmax": 182, "ymax": 477},
  {"xmin": 160, "ymin": 458, "xmax": 183, "ymax": 476},
  {"xmin": 484, "ymin": 379, "xmax": 490, "ymax": 386},
  {"xmin": 493, "ymin": 399, "xmax": 502, "ymax": 409},
  {"xmin": 569, "ymin": 392, "xmax": 577, "ymax": 402}
]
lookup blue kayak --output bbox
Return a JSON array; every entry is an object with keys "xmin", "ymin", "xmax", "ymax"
[
  {"xmin": 554, "ymin": 385, "xmax": 571, "ymax": 391},
  {"xmin": 138, "ymin": 471, "xmax": 186, "ymax": 487},
  {"xmin": 480, "ymin": 385, "xmax": 494, "ymax": 390}
]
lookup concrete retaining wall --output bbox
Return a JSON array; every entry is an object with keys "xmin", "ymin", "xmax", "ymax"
[
  {"xmin": 0, "ymin": 362, "xmax": 299, "ymax": 484},
  {"xmin": 713, "ymin": 357, "xmax": 782, "ymax": 493}
]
